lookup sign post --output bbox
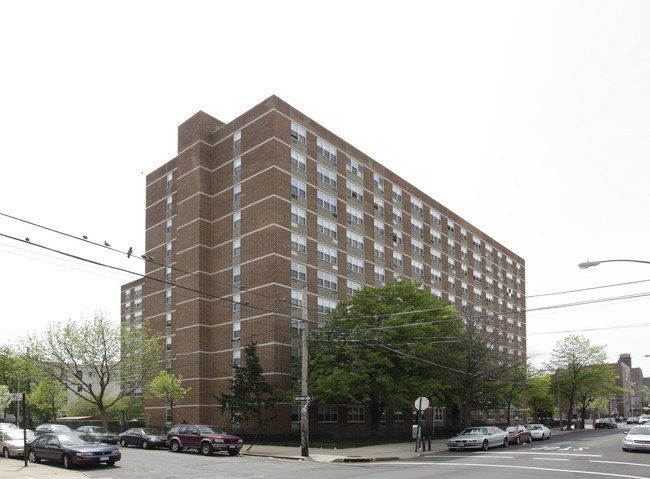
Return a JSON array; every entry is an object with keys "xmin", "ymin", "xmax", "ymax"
[
  {"xmin": 11, "ymin": 393, "xmax": 27, "ymax": 467},
  {"xmin": 413, "ymin": 397, "xmax": 429, "ymax": 453}
]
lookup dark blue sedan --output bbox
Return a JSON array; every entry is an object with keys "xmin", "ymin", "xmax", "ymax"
[{"xmin": 27, "ymin": 432, "xmax": 121, "ymax": 469}]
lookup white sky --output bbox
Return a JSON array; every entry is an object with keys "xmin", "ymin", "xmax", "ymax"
[{"xmin": 1, "ymin": 1, "xmax": 649, "ymax": 377}]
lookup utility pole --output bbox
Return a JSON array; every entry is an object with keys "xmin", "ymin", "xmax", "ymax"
[
  {"xmin": 556, "ymin": 370, "xmax": 563, "ymax": 431},
  {"xmin": 300, "ymin": 285, "xmax": 310, "ymax": 457}
]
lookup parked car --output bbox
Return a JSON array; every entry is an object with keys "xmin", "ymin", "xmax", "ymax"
[
  {"xmin": 595, "ymin": 418, "xmax": 618, "ymax": 429},
  {"xmin": 627, "ymin": 417, "xmax": 639, "ymax": 424},
  {"xmin": 447, "ymin": 426, "xmax": 509, "ymax": 451},
  {"xmin": 638, "ymin": 415, "xmax": 650, "ymax": 424},
  {"xmin": 505, "ymin": 425, "xmax": 532, "ymax": 444},
  {"xmin": 622, "ymin": 425, "xmax": 650, "ymax": 452},
  {"xmin": 1, "ymin": 429, "xmax": 36, "ymax": 458},
  {"xmin": 0, "ymin": 423, "xmax": 17, "ymax": 431},
  {"xmin": 27, "ymin": 432, "xmax": 121, "ymax": 469},
  {"xmin": 166, "ymin": 424, "xmax": 243, "ymax": 456},
  {"xmin": 118, "ymin": 427, "xmax": 167, "ymax": 449},
  {"xmin": 75, "ymin": 426, "xmax": 118, "ymax": 444},
  {"xmin": 34, "ymin": 424, "xmax": 72, "ymax": 436},
  {"xmin": 526, "ymin": 424, "xmax": 551, "ymax": 440}
]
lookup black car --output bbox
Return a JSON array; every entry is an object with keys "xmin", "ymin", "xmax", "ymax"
[
  {"xmin": 27, "ymin": 432, "xmax": 121, "ymax": 469},
  {"xmin": 75, "ymin": 426, "xmax": 118, "ymax": 444},
  {"xmin": 118, "ymin": 427, "xmax": 167, "ymax": 449},
  {"xmin": 34, "ymin": 424, "xmax": 72, "ymax": 436},
  {"xmin": 595, "ymin": 418, "xmax": 618, "ymax": 429}
]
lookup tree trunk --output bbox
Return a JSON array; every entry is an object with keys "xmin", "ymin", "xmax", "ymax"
[{"xmin": 100, "ymin": 406, "xmax": 109, "ymax": 429}]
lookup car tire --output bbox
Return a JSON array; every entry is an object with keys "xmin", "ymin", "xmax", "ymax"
[
  {"xmin": 448, "ymin": 448, "xmax": 456, "ymax": 451},
  {"xmin": 120, "ymin": 439, "xmax": 128, "ymax": 447},
  {"xmin": 481, "ymin": 440, "xmax": 489, "ymax": 451},
  {"xmin": 63, "ymin": 454, "xmax": 73, "ymax": 469},
  {"xmin": 502, "ymin": 438, "xmax": 509, "ymax": 448},
  {"xmin": 515, "ymin": 437, "xmax": 520, "ymax": 445},
  {"xmin": 546, "ymin": 433, "xmax": 551, "ymax": 440},
  {"xmin": 527, "ymin": 436, "xmax": 532, "ymax": 444},
  {"xmin": 107, "ymin": 460, "xmax": 115, "ymax": 466},
  {"xmin": 228, "ymin": 450, "xmax": 239, "ymax": 456},
  {"xmin": 170, "ymin": 440, "xmax": 182, "ymax": 453},
  {"xmin": 142, "ymin": 440, "xmax": 149, "ymax": 449},
  {"xmin": 3, "ymin": 448, "xmax": 10, "ymax": 458},
  {"xmin": 200, "ymin": 442, "xmax": 214, "ymax": 456},
  {"xmin": 622, "ymin": 447, "xmax": 629, "ymax": 452},
  {"xmin": 28, "ymin": 450, "xmax": 40, "ymax": 464}
]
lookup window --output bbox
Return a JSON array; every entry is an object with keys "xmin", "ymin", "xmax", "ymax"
[
  {"xmin": 233, "ymin": 239, "xmax": 241, "ymax": 257},
  {"xmin": 412, "ymin": 260, "xmax": 424, "ymax": 275},
  {"xmin": 346, "ymin": 181, "xmax": 364, "ymax": 202},
  {"xmin": 318, "ymin": 297, "xmax": 337, "ymax": 314},
  {"xmin": 166, "ymin": 313, "xmax": 172, "ymax": 328},
  {"xmin": 411, "ymin": 197, "xmax": 423, "ymax": 215},
  {"xmin": 291, "ymin": 206, "xmax": 306, "ymax": 226},
  {"xmin": 431, "ymin": 230, "xmax": 442, "ymax": 244},
  {"xmin": 431, "ymin": 250, "xmax": 442, "ymax": 264},
  {"xmin": 373, "ymin": 219, "xmax": 385, "ymax": 236},
  {"xmin": 374, "ymin": 266, "xmax": 385, "ymax": 282},
  {"xmin": 166, "ymin": 337, "xmax": 172, "ymax": 351},
  {"xmin": 291, "ymin": 122, "xmax": 306, "ymax": 145},
  {"xmin": 347, "ymin": 280, "xmax": 361, "ymax": 299},
  {"xmin": 373, "ymin": 196, "xmax": 384, "ymax": 214},
  {"xmin": 460, "ymin": 228, "xmax": 468, "ymax": 241},
  {"xmin": 461, "ymin": 283, "xmax": 468, "ymax": 294},
  {"xmin": 233, "ymin": 294, "xmax": 241, "ymax": 311},
  {"xmin": 233, "ymin": 130, "xmax": 241, "ymax": 149},
  {"xmin": 233, "ymin": 266, "xmax": 241, "ymax": 284},
  {"xmin": 430, "ymin": 209, "xmax": 441, "ymax": 225},
  {"xmin": 316, "ymin": 164, "xmax": 337, "ymax": 187},
  {"xmin": 166, "ymin": 243, "xmax": 172, "ymax": 257},
  {"xmin": 473, "ymin": 253, "xmax": 482, "ymax": 268},
  {"xmin": 291, "ymin": 262, "xmax": 306, "ymax": 281},
  {"xmin": 393, "ymin": 230, "xmax": 403, "ymax": 245},
  {"xmin": 393, "ymin": 208, "xmax": 402, "ymax": 224},
  {"xmin": 373, "ymin": 172, "xmax": 384, "ymax": 191},
  {"xmin": 317, "ymin": 270, "xmax": 337, "ymax": 290},
  {"xmin": 393, "ymin": 251, "xmax": 403, "ymax": 267},
  {"xmin": 291, "ymin": 289, "xmax": 303, "ymax": 307},
  {"xmin": 448, "ymin": 239, "xmax": 455, "ymax": 253},
  {"xmin": 167, "ymin": 172, "xmax": 173, "ymax": 188},
  {"xmin": 447, "ymin": 220, "xmax": 455, "ymax": 234},
  {"xmin": 234, "ymin": 184, "xmax": 242, "ymax": 202},
  {"xmin": 346, "ymin": 255, "xmax": 364, "ymax": 274},
  {"xmin": 233, "ymin": 350, "xmax": 241, "ymax": 367},
  {"xmin": 233, "ymin": 321, "xmax": 241, "ymax": 339},
  {"xmin": 233, "ymin": 211, "xmax": 241, "ymax": 229},
  {"xmin": 411, "ymin": 218, "xmax": 424, "ymax": 235},
  {"xmin": 346, "ymin": 231, "xmax": 364, "ymax": 250},
  {"xmin": 374, "ymin": 242, "xmax": 385, "ymax": 259},
  {"xmin": 411, "ymin": 238, "xmax": 424, "ymax": 256},
  {"xmin": 166, "ymin": 196, "xmax": 172, "ymax": 211},
  {"xmin": 448, "ymin": 277, "xmax": 455, "ymax": 289},
  {"xmin": 317, "ymin": 216, "xmax": 337, "ymax": 238},
  {"xmin": 291, "ymin": 150, "xmax": 306, "ymax": 171},
  {"xmin": 431, "ymin": 269, "xmax": 442, "ymax": 283},
  {"xmin": 317, "ymin": 191, "xmax": 337, "ymax": 213},
  {"xmin": 448, "ymin": 258, "xmax": 455, "ymax": 271},
  {"xmin": 346, "ymin": 205, "xmax": 364, "ymax": 226},
  {"xmin": 316, "ymin": 138, "xmax": 337, "ymax": 162},
  {"xmin": 166, "ymin": 219, "xmax": 172, "ymax": 234},
  {"xmin": 291, "ymin": 177, "xmax": 306, "ymax": 198},
  {"xmin": 392, "ymin": 185, "xmax": 402, "ymax": 202},
  {"xmin": 291, "ymin": 234, "xmax": 307, "ymax": 253},
  {"xmin": 346, "ymin": 156, "xmax": 363, "ymax": 178},
  {"xmin": 473, "ymin": 237, "xmax": 482, "ymax": 250},
  {"xmin": 234, "ymin": 157, "xmax": 242, "ymax": 175},
  {"xmin": 461, "ymin": 265, "xmax": 468, "ymax": 276},
  {"xmin": 318, "ymin": 405, "xmax": 338, "ymax": 422},
  {"xmin": 317, "ymin": 243, "xmax": 337, "ymax": 264},
  {"xmin": 348, "ymin": 406, "xmax": 365, "ymax": 422},
  {"xmin": 461, "ymin": 246, "xmax": 468, "ymax": 259},
  {"xmin": 434, "ymin": 408, "xmax": 444, "ymax": 421}
]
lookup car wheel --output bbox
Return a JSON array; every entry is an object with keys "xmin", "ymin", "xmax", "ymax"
[
  {"xmin": 120, "ymin": 438, "xmax": 128, "ymax": 447},
  {"xmin": 546, "ymin": 432, "xmax": 551, "ymax": 440},
  {"xmin": 200, "ymin": 442, "xmax": 213, "ymax": 456},
  {"xmin": 142, "ymin": 440, "xmax": 149, "ymax": 449},
  {"xmin": 28, "ymin": 450, "xmax": 40, "ymax": 464},
  {"xmin": 622, "ymin": 447, "xmax": 629, "ymax": 452},
  {"xmin": 502, "ymin": 438, "xmax": 509, "ymax": 448},
  {"xmin": 63, "ymin": 454, "xmax": 73, "ymax": 469},
  {"xmin": 3, "ymin": 448, "xmax": 10, "ymax": 458},
  {"xmin": 527, "ymin": 435, "xmax": 532, "ymax": 444},
  {"xmin": 515, "ymin": 437, "xmax": 520, "ymax": 445},
  {"xmin": 107, "ymin": 460, "xmax": 115, "ymax": 466},
  {"xmin": 170, "ymin": 440, "xmax": 182, "ymax": 453},
  {"xmin": 228, "ymin": 450, "xmax": 239, "ymax": 456},
  {"xmin": 481, "ymin": 440, "xmax": 489, "ymax": 451}
]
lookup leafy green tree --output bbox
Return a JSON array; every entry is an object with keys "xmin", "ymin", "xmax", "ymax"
[
  {"xmin": 575, "ymin": 365, "xmax": 622, "ymax": 427},
  {"xmin": 526, "ymin": 374, "xmax": 555, "ymax": 422},
  {"xmin": 25, "ymin": 313, "xmax": 163, "ymax": 429},
  {"xmin": 217, "ymin": 343, "xmax": 276, "ymax": 429},
  {"xmin": 147, "ymin": 371, "xmax": 191, "ymax": 426},
  {"xmin": 28, "ymin": 378, "xmax": 67, "ymax": 422},
  {"xmin": 547, "ymin": 335, "xmax": 610, "ymax": 429},
  {"xmin": 637, "ymin": 385, "xmax": 650, "ymax": 412},
  {"xmin": 307, "ymin": 280, "xmax": 462, "ymax": 429},
  {"xmin": 499, "ymin": 360, "xmax": 532, "ymax": 425},
  {"xmin": 0, "ymin": 384, "xmax": 11, "ymax": 413}
]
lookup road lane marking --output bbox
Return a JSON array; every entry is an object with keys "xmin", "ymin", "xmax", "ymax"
[
  {"xmin": 533, "ymin": 457, "xmax": 570, "ymax": 461},
  {"xmin": 475, "ymin": 451, "xmax": 602, "ymax": 457},
  {"xmin": 591, "ymin": 460, "xmax": 650, "ymax": 468}
]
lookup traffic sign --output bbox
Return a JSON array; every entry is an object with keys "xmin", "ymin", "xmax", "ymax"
[
  {"xmin": 293, "ymin": 395, "xmax": 313, "ymax": 402},
  {"xmin": 414, "ymin": 397, "xmax": 429, "ymax": 411},
  {"xmin": 11, "ymin": 393, "xmax": 24, "ymax": 401}
]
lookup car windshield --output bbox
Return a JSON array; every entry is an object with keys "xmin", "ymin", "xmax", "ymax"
[
  {"xmin": 198, "ymin": 426, "xmax": 225, "ymax": 434},
  {"xmin": 58, "ymin": 434, "xmax": 101, "ymax": 446},
  {"xmin": 142, "ymin": 428, "xmax": 162, "ymax": 435},
  {"xmin": 505, "ymin": 427, "xmax": 519, "ymax": 432},
  {"xmin": 460, "ymin": 428, "xmax": 487, "ymax": 435},
  {"xmin": 91, "ymin": 427, "xmax": 109, "ymax": 433},
  {"xmin": 629, "ymin": 427, "xmax": 650, "ymax": 435},
  {"xmin": 530, "ymin": 425, "xmax": 542, "ymax": 430},
  {"xmin": 51, "ymin": 425, "xmax": 71, "ymax": 432},
  {"xmin": 597, "ymin": 418, "xmax": 609, "ymax": 422},
  {"xmin": 5, "ymin": 430, "xmax": 35, "ymax": 441}
]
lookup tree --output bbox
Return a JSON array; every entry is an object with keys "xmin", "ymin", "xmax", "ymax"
[
  {"xmin": 28, "ymin": 378, "xmax": 67, "ymax": 423},
  {"xmin": 526, "ymin": 374, "xmax": 555, "ymax": 422},
  {"xmin": 217, "ymin": 343, "xmax": 276, "ymax": 429},
  {"xmin": 147, "ymin": 371, "xmax": 191, "ymax": 426},
  {"xmin": 307, "ymin": 280, "xmax": 462, "ymax": 429},
  {"xmin": 574, "ymin": 365, "xmax": 622, "ymax": 426},
  {"xmin": 0, "ymin": 384, "xmax": 10, "ymax": 413},
  {"xmin": 499, "ymin": 360, "xmax": 533, "ymax": 425},
  {"xmin": 25, "ymin": 313, "xmax": 163, "ymax": 429},
  {"xmin": 547, "ymin": 335, "xmax": 610, "ymax": 429}
]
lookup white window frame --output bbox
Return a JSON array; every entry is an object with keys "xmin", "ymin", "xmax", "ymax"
[
  {"xmin": 317, "ymin": 270, "xmax": 338, "ymax": 290},
  {"xmin": 346, "ymin": 156, "xmax": 363, "ymax": 178},
  {"xmin": 316, "ymin": 164, "xmax": 337, "ymax": 188},
  {"xmin": 291, "ymin": 205, "xmax": 306, "ymax": 226},
  {"xmin": 291, "ymin": 122, "xmax": 306, "ymax": 145},
  {"xmin": 291, "ymin": 262, "xmax": 307, "ymax": 281},
  {"xmin": 317, "ymin": 216, "xmax": 337, "ymax": 238},
  {"xmin": 291, "ymin": 150, "xmax": 306, "ymax": 171},
  {"xmin": 346, "ymin": 230, "xmax": 364, "ymax": 250}
]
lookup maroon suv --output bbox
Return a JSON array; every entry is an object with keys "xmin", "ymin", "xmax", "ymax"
[{"xmin": 166, "ymin": 425, "xmax": 243, "ymax": 456}]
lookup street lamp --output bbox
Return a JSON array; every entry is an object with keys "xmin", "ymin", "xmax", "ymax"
[{"xmin": 579, "ymin": 259, "xmax": 650, "ymax": 269}]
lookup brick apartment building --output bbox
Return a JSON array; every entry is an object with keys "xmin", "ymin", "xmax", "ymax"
[{"xmin": 121, "ymin": 95, "xmax": 526, "ymax": 434}]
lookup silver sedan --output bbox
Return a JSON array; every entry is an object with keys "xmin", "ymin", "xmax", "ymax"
[
  {"xmin": 622, "ymin": 425, "xmax": 650, "ymax": 452},
  {"xmin": 447, "ymin": 426, "xmax": 509, "ymax": 451}
]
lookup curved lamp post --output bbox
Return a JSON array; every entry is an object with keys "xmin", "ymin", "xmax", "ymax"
[{"xmin": 579, "ymin": 259, "xmax": 650, "ymax": 269}]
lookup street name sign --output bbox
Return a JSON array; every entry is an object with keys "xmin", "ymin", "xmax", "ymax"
[{"xmin": 293, "ymin": 395, "xmax": 313, "ymax": 402}]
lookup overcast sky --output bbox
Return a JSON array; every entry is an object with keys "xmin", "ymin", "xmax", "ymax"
[{"xmin": 1, "ymin": 1, "xmax": 649, "ymax": 377}]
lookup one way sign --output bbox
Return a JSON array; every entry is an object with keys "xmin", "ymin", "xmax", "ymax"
[{"xmin": 11, "ymin": 393, "xmax": 23, "ymax": 401}]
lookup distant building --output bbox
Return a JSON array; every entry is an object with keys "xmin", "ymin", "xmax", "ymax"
[
  {"xmin": 610, "ymin": 353, "xmax": 645, "ymax": 418},
  {"xmin": 121, "ymin": 95, "xmax": 526, "ymax": 433}
]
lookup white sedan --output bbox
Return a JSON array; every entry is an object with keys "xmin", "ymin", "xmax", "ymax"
[
  {"xmin": 622, "ymin": 425, "xmax": 650, "ymax": 452},
  {"xmin": 447, "ymin": 426, "xmax": 509, "ymax": 451},
  {"xmin": 527, "ymin": 424, "xmax": 551, "ymax": 440}
]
